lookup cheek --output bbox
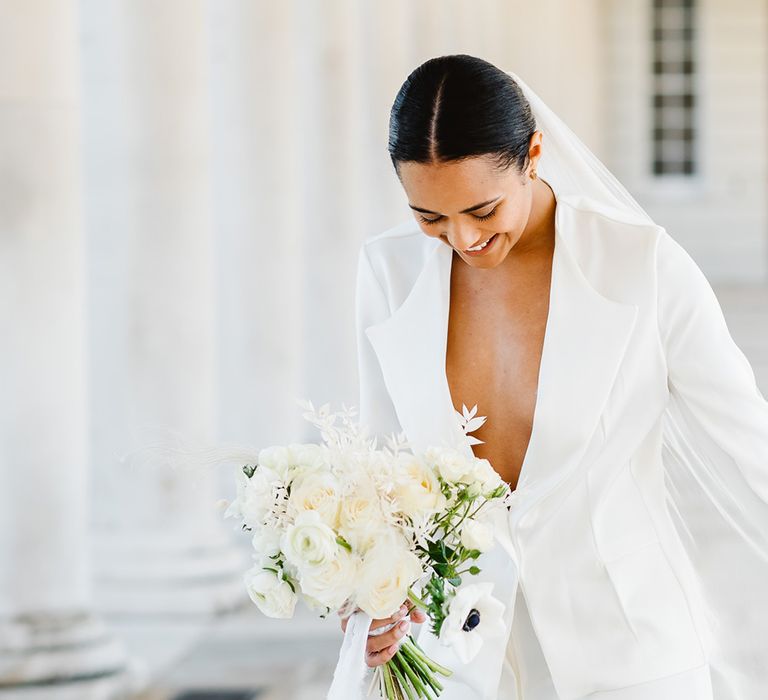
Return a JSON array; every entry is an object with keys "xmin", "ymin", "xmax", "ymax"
[{"xmin": 498, "ymin": 203, "xmax": 530, "ymax": 233}]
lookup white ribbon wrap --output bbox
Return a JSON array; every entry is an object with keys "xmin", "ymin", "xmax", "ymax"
[
  {"xmin": 327, "ymin": 610, "xmax": 374, "ymax": 700},
  {"xmin": 327, "ymin": 611, "xmax": 405, "ymax": 699}
]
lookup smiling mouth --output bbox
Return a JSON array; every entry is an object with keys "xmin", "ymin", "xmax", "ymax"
[{"xmin": 464, "ymin": 233, "xmax": 498, "ymax": 252}]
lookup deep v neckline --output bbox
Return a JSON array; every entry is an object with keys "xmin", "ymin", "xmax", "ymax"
[{"xmin": 439, "ymin": 208, "xmax": 560, "ymax": 495}]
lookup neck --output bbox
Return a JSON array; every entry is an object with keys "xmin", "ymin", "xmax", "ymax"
[{"xmin": 512, "ymin": 178, "xmax": 557, "ymax": 257}]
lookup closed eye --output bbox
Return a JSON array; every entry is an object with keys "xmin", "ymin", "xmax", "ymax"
[{"xmin": 418, "ymin": 207, "xmax": 498, "ymax": 226}]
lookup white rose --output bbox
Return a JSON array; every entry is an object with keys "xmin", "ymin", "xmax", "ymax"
[
  {"xmin": 244, "ymin": 565, "xmax": 297, "ymax": 619},
  {"xmin": 258, "ymin": 445, "xmax": 294, "ymax": 478},
  {"xmin": 281, "ymin": 510, "xmax": 339, "ymax": 569},
  {"xmin": 338, "ymin": 482, "xmax": 386, "ymax": 554},
  {"xmin": 356, "ymin": 537, "xmax": 424, "ymax": 619},
  {"xmin": 287, "ymin": 471, "xmax": 341, "ymax": 528},
  {"xmin": 424, "ymin": 446, "xmax": 475, "ymax": 484},
  {"xmin": 471, "ymin": 458, "xmax": 505, "ymax": 494},
  {"xmin": 439, "ymin": 582, "xmax": 506, "ymax": 663},
  {"xmin": 287, "ymin": 443, "xmax": 327, "ymax": 473},
  {"xmin": 299, "ymin": 546, "xmax": 360, "ymax": 610},
  {"xmin": 459, "ymin": 519, "xmax": 494, "ymax": 553},
  {"xmin": 392, "ymin": 453, "xmax": 446, "ymax": 520}
]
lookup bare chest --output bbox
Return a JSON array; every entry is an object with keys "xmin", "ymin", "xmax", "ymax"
[{"xmin": 445, "ymin": 250, "xmax": 554, "ymax": 491}]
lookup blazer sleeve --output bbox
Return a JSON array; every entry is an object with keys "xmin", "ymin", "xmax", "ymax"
[
  {"xmin": 655, "ymin": 228, "xmax": 768, "ymax": 504},
  {"xmin": 354, "ymin": 242, "xmax": 403, "ymax": 439}
]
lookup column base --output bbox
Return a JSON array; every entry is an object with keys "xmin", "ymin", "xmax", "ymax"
[{"xmin": 0, "ymin": 611, "xmax": 139, "ymax": 698}]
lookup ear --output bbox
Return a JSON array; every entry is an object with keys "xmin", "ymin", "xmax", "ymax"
[{"xmin": 526, "ymin": 130, "xmax": 545, "ymax": 175}]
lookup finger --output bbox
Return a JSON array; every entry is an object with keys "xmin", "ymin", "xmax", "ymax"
[
  {"xmin": 368, "ymin": 604, "xmax": 408, "ymax": 632},
  {"xmin": 367, "ymin": 619, "xmax": 410, "ymax": 655},
  {"xmin": 402, "ymin": 600, "xmax": 426, "ymax": 623},
  {"xmin": 366, "ymin": 642, "xmax": 400, "ymax": 668},
  {"xmin": 409, "ymin": 608, "xmax": 427, "ymax": 624}
]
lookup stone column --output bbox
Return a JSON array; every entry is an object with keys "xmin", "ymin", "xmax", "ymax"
[
  {"xmin": 0, "ymin": 0, "xmax": 128, "ymax": 695},
  {"xmin": 80, "ymin": 0, "xmax": 245, "ymax": 615}
]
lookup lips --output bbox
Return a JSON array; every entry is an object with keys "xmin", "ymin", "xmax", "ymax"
[{"xmin": 464, "ymin": 233, "xmax": 498, "ymax": 253}]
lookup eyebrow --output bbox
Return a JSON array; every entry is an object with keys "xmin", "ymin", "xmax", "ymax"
[{"xmin": 408, "ymin": 195, "xmax": 502, "ymax": 216}]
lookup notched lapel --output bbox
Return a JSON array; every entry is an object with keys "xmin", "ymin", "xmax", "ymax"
[{"xmin": 364, "ymin": 203, "xmax": 639, "ymax": 517}]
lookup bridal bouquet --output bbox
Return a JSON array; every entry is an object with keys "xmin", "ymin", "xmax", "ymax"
[{"xmin": 222, "ymin": 399, "xmax": 510, "ymax": 699}]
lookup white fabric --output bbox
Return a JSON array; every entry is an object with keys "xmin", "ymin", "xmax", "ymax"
[
  {"xmin": 327, "ymin": 610, "xmax": 373, "ymax": 700},
  {"xmin": 499, "ymin": 575, "xmax": 714, "ymax": 700},
  {"xmin": 505, "ymin": 69, "xmax": 768, "ymax": 699}
]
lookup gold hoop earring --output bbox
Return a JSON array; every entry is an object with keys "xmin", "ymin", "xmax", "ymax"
[{"xmin": 529, "ymin": 169, "xmax": 537, "ymax": 181}]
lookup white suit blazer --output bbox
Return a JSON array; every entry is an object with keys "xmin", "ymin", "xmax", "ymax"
[{"xmin": 354, "ymin": 192, "xmax": 768, "ymax": 700}]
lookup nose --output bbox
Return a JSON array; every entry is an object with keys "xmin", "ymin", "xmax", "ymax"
[{"xmin": 447, "ymin": 221, "xmax": 482, "ymax": 252}]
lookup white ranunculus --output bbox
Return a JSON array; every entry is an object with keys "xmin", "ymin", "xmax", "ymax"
[
  {"xmin": 338, "ymin": 481, "xmax": 386, "ymax": 554},
  {"xmin": 299, "ymin": 546, "xmax": 360, "ymax": 610},
  {"xmin": 281, "ymin": 510, "xmax": 339, "ymax": 569},
  {"xmin": 392, "ymin": 453, "xmax": 447, "ymax": 520},
  {"xmin": 287, "ymin": 471, "xmax": 341, "ymax": 528},
  {"xmin": 459, "ymin": 519, "xmax": 494, "ymax": 553},
  {"xmin": 424, "ymin": 446, "xmax": 475, "ymax": 485},
  {"xmin": 243, "ymin": 565, "xmax": 297, "ymax": 619},
  {"xmin": 356, "ymin": 537, "xmax": 424, "ymax": 619},
  {"xmin": 439, "ymin": 582, "xmax": 506, "ymax": 663}
]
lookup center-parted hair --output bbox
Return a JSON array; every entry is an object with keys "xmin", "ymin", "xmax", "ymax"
[{"xmin": 388, "ymin": 54, "xmax": 537, "ymax": 177}]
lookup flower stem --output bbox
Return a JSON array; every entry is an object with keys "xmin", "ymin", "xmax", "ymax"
[
  {"xmin": 403, "ymin": 637, "xmax": 452, "ymax": 678},
  {"xmin": 407, "ymin": 587, "xmax": 429, "ymax": 610},
  {"xmin": 394, "ymin": 652, "xmax": 433, "ymax": 699},
  {"xmin": 398, "ymin": 645, "xmax": 441, "ymax": 694},
  {"xmin": 382, "ymin": 661, "xmax": 396, "ymax": 699},
  {"xmin": 388, "ymin": 656, "xmax": 417, "ymax": 700}
]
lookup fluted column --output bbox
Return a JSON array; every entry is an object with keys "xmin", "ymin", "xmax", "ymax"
[
  {"xmin": 81, "ymin": 0, "xmax": 245, "ymax": 615},
  {"xmin": 0, "ymin": 0, "xmax": 128, "ymax": 695}
]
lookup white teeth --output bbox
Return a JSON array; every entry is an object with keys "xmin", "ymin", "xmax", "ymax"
[{"xmin": 466, "ymin": 235, "xmax": 493, "ymax": 252}]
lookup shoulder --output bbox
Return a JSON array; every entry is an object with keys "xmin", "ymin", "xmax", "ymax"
[
  {"xmin": 557, "ymin": 193, "xmax": 662, "ymax": 251},
  {"xmin": 555, "ymin": 194, "xmax": 667, "ymax": 303}
]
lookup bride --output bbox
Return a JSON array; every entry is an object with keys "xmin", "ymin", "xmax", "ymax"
[{"xmin": 345, "ymin": 54, "xmax": 768, "ymax": 699}]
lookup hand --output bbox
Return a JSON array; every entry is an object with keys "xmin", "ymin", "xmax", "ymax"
[{"xmin": 338, "ymin": 600, "xmax": 428, "ymax": 668}]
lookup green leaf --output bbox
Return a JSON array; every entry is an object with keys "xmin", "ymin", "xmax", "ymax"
[
  {"xmin": 432, "ymin": 563, "xmax": 455, "ymax": 578},
  {"xmin": 427, "ymin": 539, "xmax": 445, "ymax": 563},
  {"xmin": 335, "ymin": 535, "xmax": 352, "ymax": 552}
]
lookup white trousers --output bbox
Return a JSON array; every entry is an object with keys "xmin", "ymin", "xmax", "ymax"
[{"xmin": 498, "ymin": 584, "xmax": 714, "ymax": 700}]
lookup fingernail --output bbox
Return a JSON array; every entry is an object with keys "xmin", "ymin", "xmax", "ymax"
[{"xmin": 399, "ymin": 620, "xmax": 409, "ymax": 632}]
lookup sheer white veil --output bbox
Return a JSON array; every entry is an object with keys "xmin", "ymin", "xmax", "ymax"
[
  {"xmin": 505, "ymin": 70, "xmax": 654, "ymax": 226},
  {"xmin": 507, "ymin": 68, "xmax": 768, "ymax": 699}
]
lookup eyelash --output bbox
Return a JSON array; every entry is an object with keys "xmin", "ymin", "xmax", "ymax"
[{"xmin": 419, "ymin": 209, "xmax": 497, "ymax": 226}]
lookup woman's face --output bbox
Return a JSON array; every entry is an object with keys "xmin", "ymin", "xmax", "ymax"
[{"xmin": 396, "ymin": 135, "xmax": 544, "ymax": 269}]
